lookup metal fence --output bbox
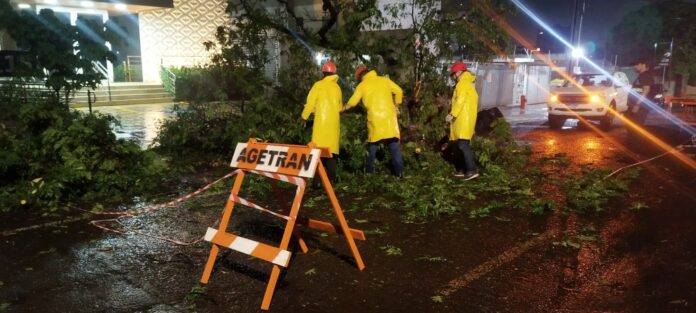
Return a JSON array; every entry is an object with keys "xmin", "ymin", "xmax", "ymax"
[{"xmin": 475, "ymin": 63, "xmax": 515, "ymax": 109}]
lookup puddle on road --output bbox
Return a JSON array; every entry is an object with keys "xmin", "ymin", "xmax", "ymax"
[{"xmin": 74, "ymin": 103, "xmax": 185, "ymax": 148}]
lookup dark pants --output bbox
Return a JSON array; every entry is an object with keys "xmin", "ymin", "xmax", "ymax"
[
  {"xmin": 625, "ymin": 105, "xmax": 649, "ymax": 147},
  {"xmin": 626, "ymin": 105, "xmax": 649, "ymax": 125},
  {"xmin": 366, "ymin": 138, "xmax": 404, "ymax": 176},
  {"xmin": 456, "ymin": 139, "xmax": 477, "ymax": 174},
  {"xmin": 312, "ymin": 154, "xmax": 337, "ymax": 188}
]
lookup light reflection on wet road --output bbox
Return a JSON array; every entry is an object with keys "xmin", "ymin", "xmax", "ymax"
[
  {"xmin": 501, "ymin": 103, "xmax": 626, "ymax": 168},
  {"xmin": 74, "ymin": 103, "xmax": 184, "ymax": 148}
]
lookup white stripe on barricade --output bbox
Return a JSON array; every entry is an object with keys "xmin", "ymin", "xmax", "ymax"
[
  {"xmin": 246, "ymin": 170, "xmax": 306, "ymax": 187},
  {"xmin": 230, "ymin": 236, "xmax": 259, "ymax": 255},
  {"xmin": 272, "ymin": 250, "xmax": 292, "ymax": 266},
  {"xmin": 204, "ymin": 227, "xmax": 292, "ymax": 267}
]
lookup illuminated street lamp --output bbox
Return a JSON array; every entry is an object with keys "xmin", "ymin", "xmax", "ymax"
[{"xmin": 570, "ymin": 47, "xmax": 584, "ymax": 74}]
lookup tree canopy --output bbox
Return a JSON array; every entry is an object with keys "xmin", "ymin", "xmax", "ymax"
[
  {"xmin": 610, "ymin": 0, "xmax": 696, "ymax": 85},
  {"xmin": 199, "ymin": 0, "xmax": 514, "ymax": 138},
  {"xmin": 0, "ymin": 0, "xmax": 117, "ymax": 104}
]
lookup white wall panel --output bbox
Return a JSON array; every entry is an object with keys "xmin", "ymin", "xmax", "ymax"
[{"xmin": 139, "ymin": 0, "xmax": 228, "ymax": 82}]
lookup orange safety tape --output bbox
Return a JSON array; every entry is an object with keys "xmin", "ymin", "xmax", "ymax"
[
  {"xmin": 90, "ymin": 218, "xmax": 206, "ymax": 246},
  {"xmin": 89, "ymin": 168, "xmax": 305, "ymax": 245},
  {"xmin": 247, "ymin": 170, "xmax": 306, "ymax": 187},
  {"xmin": 94, "ymin": 171, "xmax": 242, "ymax": 216}
]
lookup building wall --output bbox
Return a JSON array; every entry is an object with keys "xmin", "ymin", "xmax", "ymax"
[
  {"xmin": 525, "ymin": 65, "xmax": 551, "ymax": 104},
  {"xmin": 139, "ymin": 0, "xmax": 228, "ymax": 82},
  {"xmin": 476, "ymin": 64, "xmax": 515, "ymax": 109}
]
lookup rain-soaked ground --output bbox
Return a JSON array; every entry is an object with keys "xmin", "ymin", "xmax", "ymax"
[
  {"xmin": 74, "ymin": 103, "xmax": 183, "ymax": 148},
  {"xmin": 1, "ymin": 103, "xmax": 695, "ymax": 312}
]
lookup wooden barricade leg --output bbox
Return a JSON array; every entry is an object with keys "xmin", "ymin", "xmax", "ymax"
[
  {"xmin": 261, "ymin": 183, "xmax": 306, "ymax": 310},
  {"xmin": 317, "ymin": 162, "xmax": 366, "ymax": 270},
  {"xmin": 200, "ymin": 171, "xmax": 246, "ymax": 284},
  {"xmin": 296, "ymin": 217, "xmax": 366, "ymax": 240},
  {"xmin": 269, "ymin": 180, "xmax": 309, "ymax": 253}
]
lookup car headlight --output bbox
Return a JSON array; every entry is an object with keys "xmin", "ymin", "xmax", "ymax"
[
  {"xmin": 549, "ymin": 95, "xmax": 558, "ymax": 103},
  {"xmin": 590, "ymin": 95, "xmax": 601, "ymax": 103}
]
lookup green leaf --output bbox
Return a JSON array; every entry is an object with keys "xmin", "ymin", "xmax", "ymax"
[
  {"xmin": 629, "ymin": 202, "xmax": 648, "ymax": 210},
  {"xmin": 414, "ymin": 255, "xmax": 448, "ymax": 262},
  {"xmin": 379, "ymin": 245, "xmax": 402, "ymax": 256}
]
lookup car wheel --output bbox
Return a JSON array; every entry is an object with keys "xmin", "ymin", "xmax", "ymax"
[
  {"xmin": 549, "ymin": 115, "xmax": 566, "ymax": 129},
  {"xmin": 600, "ymin": 102, "xmax": 616, "ymax": 130}
]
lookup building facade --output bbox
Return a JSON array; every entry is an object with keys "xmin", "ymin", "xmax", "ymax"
[{"xmin": 3, "ymin": 0, "xmax": 229, "ymax": 83}]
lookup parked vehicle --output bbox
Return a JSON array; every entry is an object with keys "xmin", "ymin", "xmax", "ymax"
[{"xmin": 547, "ymin": 72, "xmax": 630, "ymax": 130}]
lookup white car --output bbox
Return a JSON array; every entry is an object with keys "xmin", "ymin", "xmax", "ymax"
[{"xmin": 547, "ymin": 72, "xmax": 630, "ymax": 130}]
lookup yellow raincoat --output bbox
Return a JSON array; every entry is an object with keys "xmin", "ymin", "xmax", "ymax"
[
  {"xmin": 449, "ymin": 71, "xmax": 479, "ymax": 140},
  {"xmin": 345, "ymin": 70, "xmax": 403, "ymax": 143},
  {"xmin": 301, "ymin": 74, "xmax": 342, "ymax": 154}
]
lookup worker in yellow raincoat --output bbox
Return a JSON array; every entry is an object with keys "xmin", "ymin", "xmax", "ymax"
[
  {"xmin": 447, "ymin": 61, "xmax": 479, "ymax": 180},
  {"xmin": 343, "ymin": 66, "xmax": 404, "ymax": 177},
  {"xmin": 301, "ymin": 61, "xmax": 342, "ymax": 187}
]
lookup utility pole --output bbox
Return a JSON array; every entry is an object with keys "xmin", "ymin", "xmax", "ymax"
[
  {"xmin": 573, "ymin": 0, "xmax": 586, "ymax": 72},
  {"xmin": 576, "ymin": 0, "xmax": 586, "ymax": 51},
  {"xmin": 567, "ymin": 0, "xmax": 579, "ymax": 74},
  {"xmin": 568, "ymin": 0, "xmax": 585, "ymax": 74}
]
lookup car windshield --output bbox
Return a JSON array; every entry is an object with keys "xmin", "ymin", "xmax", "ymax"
[{"xmin": 563, "ymin": 74, "xmax": 612, "ymax": 87}]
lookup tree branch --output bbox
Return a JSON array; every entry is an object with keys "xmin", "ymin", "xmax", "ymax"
[
  {"xmin": 276, "ymin": 0, "xmax": 310, "ymax": 37},
  {"xmin": 316, "ymin": 0, "xmax": 339, "ymax": 46}
]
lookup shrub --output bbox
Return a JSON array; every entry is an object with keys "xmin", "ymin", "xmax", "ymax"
[
  {"xmin": 166, "ymin": 66, "xmax": 228, "ymax": 102},
  {"xmin": 0, "ymin": 98, "xmax": 167, "ymax": 212},
  {"xmin": 153, "ymin": 98, "xmax": 310, "ymax": 167}
]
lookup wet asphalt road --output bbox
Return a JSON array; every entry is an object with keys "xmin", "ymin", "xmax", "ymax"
[{"xmin": 1, "ymin": 103, "xmax": 694, "ymax": 312}]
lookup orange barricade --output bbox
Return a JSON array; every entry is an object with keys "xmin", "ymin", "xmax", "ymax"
[
  {"xmin": 665, "ymin": 96, "xmax": 696, "ymax": 125},
  {"xmin": 200, "ymin": 139, "xmax": 366, "ymax": 310}
]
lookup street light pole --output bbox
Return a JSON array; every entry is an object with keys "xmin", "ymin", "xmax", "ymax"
[
  {"xmin": 567, "ymin": 0, "xmax": 586, "ymax": 74},
  {"xmin": 574, "ymin": 0, "xmax": 586, "ymax": 71},
  {"xmin": 568, "ymin": 0, "xmax": 579, "ymax": 74},
  {"xmin": 576, "ymin": 0, "xmax": 586, "ymax": 49},
  {"xmin": 662, "ymin": 38, "xmax": 674, "ymax": 89}
]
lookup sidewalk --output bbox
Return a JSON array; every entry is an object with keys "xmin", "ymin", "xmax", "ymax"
[{"xmin": 497, "ymin": 102, "xmax": 548, "ymax": 125}]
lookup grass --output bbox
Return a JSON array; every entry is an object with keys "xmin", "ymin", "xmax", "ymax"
[
  {"xmin": 184, "ymin": 283, "xmax": 207, "ymax": 311},
  {"xmin": 380, "ymin": 245, "xmax": 403, "ymax": 256},
  {"xmin": 414, "ymin": 255, "xmax": 449, "ymax": 262}
]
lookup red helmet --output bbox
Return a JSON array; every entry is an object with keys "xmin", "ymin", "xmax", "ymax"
[
  {"xmin": 450, "ymin": 61, "xmax": 467, "ymax": 75},
  {"xmin": 322, "ymin": 61, "xmax": 337, "ymax": 74},
  {"xmin": 354, "ymin": 65, "xmax": 368, "ymax": 78}
]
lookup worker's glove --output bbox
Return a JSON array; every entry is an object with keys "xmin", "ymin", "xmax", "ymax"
[
  {"xmin": 299, "ymin": 118, "xmax": 307, "ymax": 128},
  {"xmin": 445, "ymin": 114, "xmax": 454, "ymax": 123}
]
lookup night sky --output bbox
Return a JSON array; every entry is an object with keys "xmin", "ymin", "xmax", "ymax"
[{"xmin": 508, "ymin": 0, "xmax": 678, "ymax": 51}]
